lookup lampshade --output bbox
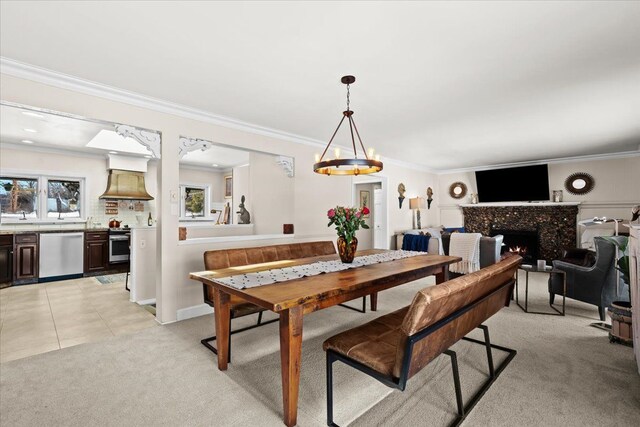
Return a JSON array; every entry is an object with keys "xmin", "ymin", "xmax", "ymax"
[{"xmin": 409, "ymin": 197, "xmax": 425, "ymax": 210}]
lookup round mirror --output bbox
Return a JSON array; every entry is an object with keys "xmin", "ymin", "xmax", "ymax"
[
  {"xmin": 572, "ymin": 179, "xmax": 586, "ymax": 189},
  {"xmin": 565, "ymin": 172, "xmax": 594, "ymax": 195},
  {"xmin": 449, "ymin": 182, "xmax": 467, "ymax": 199}
]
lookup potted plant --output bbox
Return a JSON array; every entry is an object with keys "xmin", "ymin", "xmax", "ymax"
[
  {"xmin": 327, "ymin": 205, "xmax": 369, "ymax": 263},
  {"xmin": 604, "ymin": 236, "xmax": 632, "ymax": 346}
]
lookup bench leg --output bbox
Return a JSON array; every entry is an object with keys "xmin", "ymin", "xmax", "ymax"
[
  {"xmin": 444, "ymin": 350, "xmax": 464, "ymax": 417},
  {"xmin": 201, "ymin": 312, "xmax": 278, "ymax": 362},
  {"xmin": 454, "ymin": 326, "xmax": 517, "ymax": 427},
  {"xmin": 370, "ymin": 292, "xmax": 378, "ymax": 311},
  {"xmin": 479, "ymin": 325, "xmax": 495, "ymax": 378},
  {"xmin": 338, "ymin": 297, "xmax": 367, "ymax": 313},
  {"xmin": 326, "ymin": 351, "xmax": 337, "ymax": 426}
]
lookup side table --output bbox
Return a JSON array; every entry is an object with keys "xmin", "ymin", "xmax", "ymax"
[{"xmin": 516, "ymin": 264, "xmax": 566, "ymax": 316}]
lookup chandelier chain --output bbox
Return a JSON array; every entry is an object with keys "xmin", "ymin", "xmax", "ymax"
[{"xmin": 346, "ymin": 83, "xmax": 350, "ymax": 111}]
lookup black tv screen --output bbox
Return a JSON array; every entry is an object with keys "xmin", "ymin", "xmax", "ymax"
[{"xmin": 475, "ymin": 164, "xmax": 550, "ymax": 202}]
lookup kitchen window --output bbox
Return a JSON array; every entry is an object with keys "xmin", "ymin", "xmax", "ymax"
[
  {"xmin": 0, "ymin": 174, "xmax": 85, "ymax": 222},
  {"xmin": 180, "ymin": 184, "xmax": 211, "ymax": 220},
  {"xmin": 0, "ymin": 177, "xmax": 39, "ymax": 219},
  {"xmin": 46, "ymin": 179, "xmax": 81, "ymax": 219}
]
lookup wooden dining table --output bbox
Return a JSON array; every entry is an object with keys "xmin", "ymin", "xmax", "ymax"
[{"xmin": 189, "ymin": 249, "xmax": 461, "ymax": 426}]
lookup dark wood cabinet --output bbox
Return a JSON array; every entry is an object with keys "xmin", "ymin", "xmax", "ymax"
[
  {"xmin": 14, "ymin": 233, "xmax": 38, "ymax": 284},
  {"xmin": 0, "ymin": 234, "xmax": 13, "ymax": 285},
  {"xmin": 84, "ymin": 231, "xmax": 108, "ymax": 273}
]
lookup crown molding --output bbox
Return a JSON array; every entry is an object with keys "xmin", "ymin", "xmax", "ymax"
[{"xmin": 437, "ymin": 150, "xmax": 640, "ymax": 175}]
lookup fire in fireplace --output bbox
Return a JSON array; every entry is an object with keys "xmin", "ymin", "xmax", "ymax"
[
  {"xmin": 491, "ymin": 227, "xmax": 539, "ymax": 264},
  {"xmin": 508, "ymin": 245, "xmax": 528, "ymax": 257}
]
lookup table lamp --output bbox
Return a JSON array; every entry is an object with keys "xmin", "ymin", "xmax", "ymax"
[{"xmin": 409, "ymin": 197, "xmax": 425, "ymax": 229}]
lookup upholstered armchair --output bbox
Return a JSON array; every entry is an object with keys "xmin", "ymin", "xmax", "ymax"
[{"xmin": 549, "ymin": 236, "xmax": 627, "ymax": 320}]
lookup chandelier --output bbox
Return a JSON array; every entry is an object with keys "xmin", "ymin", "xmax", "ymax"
[{"xmin": 313, "ymin": 75, "xmax": 383, "ymax": 176}]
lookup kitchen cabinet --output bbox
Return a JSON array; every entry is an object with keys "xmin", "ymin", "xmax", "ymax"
[
  {"xmin": 0, "ymin": 234, "xmax": 13, "ymax": 285},
  {"xmin": 84, "ymin": 231, "xmax": 108, "ymax": 273},
  {"xmin": 14, "ymin": 233, "xmax": 39, "ymax": 284}
]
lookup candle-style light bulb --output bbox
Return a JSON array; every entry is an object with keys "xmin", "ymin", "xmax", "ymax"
[
  {"xmin": 375, "ymin": 154, "xmax": 381, "ymax": 161},
  {"xmin": 368, "ymin": 147, "xmax": 375, "ymax": 158},
  {"xmin": 334, "ymin": 148, "xmax": 341, "ymax": 159},
  {"xmin": 314, "ymin": 153, "xmax": 320, "ymax": 163}
]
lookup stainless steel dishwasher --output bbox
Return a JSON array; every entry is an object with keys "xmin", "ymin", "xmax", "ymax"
[{"xmin": 39, "ymin": 232, "xmax": 84, "ymax": 280}]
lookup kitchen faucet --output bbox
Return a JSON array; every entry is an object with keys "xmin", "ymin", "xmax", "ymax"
[{"xmin": 20, "ymin": 211, "xmax": 26, "ymax": 220}]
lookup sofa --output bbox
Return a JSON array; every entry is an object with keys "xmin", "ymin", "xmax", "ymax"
[
  {"xmin": 394, "ymin": 228, "xmax": 442, "ymax": 254},
  {"xmin": 395, "ymin": 228, "xmax": 503, "ymax": 269}
]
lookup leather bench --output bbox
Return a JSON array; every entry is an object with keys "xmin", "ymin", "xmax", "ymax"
[
  {"xmin": 201, "ymin": 241, "xmax": 373, "ymax": 359},
  {"xmin": 324, "ymin": 255, "xmax": 521, "ymax": 426}
]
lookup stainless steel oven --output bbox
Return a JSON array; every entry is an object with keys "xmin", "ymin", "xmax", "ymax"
[{"xmin": 109, "ymin": 229, "xmax": 130, "ymax": 264}]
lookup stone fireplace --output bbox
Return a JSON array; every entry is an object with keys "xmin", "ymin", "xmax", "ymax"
[{"xmin": 461, "ymin": 203, "xmax": 580, "ymax": 262}]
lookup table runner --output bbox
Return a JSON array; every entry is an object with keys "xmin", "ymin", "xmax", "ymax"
[{"xmin": 215, "ymin": 250, "xmax": 427, "ymax": 289}]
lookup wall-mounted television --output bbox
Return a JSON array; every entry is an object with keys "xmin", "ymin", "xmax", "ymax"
[{"xmin": 475, "ymin": 164, "xmax": 550, "ymax": 202}]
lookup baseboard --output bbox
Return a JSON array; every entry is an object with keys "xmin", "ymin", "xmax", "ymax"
[
  {"xmin": 176, "ymin": 303, "xmax": 213, "ymax": 321},
  {"xmin": 137, "ymin": 298, "xmax": 156, "ymax": 306}
]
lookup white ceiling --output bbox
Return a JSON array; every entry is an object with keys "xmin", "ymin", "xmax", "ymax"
[
  {"xmin": 181, "ymin": 144, "xmax": 250, "ymax": 169},
  {"xmin": 0, "ymin": 103, "xmax": 252, "ymax": 169},
  {"xmin": 1, "ymin": 1, "xmax": 639, "ymax": 170}
]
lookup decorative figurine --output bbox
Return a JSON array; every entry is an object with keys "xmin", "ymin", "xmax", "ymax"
[
  {"xmin": 237, "ymin": 195, "xmax": 251, "ymax": 224},
  {"xmin": 426, "ymin": 187, "xmax": 433, "ymax": 209},
  {"xmin": 398, "ymin": 183, "xmax": 406, "ymax": 209}
]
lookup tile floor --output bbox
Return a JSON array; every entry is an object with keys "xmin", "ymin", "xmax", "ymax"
[{"xmin": 0, "ymin": 276, "xmax": 157, "ymax": 364}]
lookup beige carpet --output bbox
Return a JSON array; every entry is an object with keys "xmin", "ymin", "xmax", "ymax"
[{"xmin": 1, "ymin": 272, "xmax": 639, "ymax": 426}]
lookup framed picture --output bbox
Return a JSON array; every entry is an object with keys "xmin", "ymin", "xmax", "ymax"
[
  {"xmin": 359, "ymin": 190, "xmax": 370, "ymax": 218},
  {"xmin": 224, "ymin": 175, "xmax": 232, "ymax": 198}
]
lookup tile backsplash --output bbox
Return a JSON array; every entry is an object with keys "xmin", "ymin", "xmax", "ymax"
[
  {"xmin": 88, "ymin": 199, "xmax": 156, "ymax": 228},
  {"xmin": 0, "ymin": 199, "xmax": 156, "ymax": 231}
]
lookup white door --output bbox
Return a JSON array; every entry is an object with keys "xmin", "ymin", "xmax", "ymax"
[{"xmin": 373, "ymin": 188, "xmax": 384, "ymax": 249}]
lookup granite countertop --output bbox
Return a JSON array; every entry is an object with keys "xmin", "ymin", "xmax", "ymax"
[{"xmin": 0, "ymin": 228, "xmax": 109, "ymax": 234}]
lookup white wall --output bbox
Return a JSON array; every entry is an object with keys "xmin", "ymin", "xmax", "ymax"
[
  {"xmin": 249, "ymin": 151, "xmax": 294, "ymax": 235},
  {"xmin": 384, "ymin": 163, "xmax": 439, "ymax": 244},
  {"xmin": 437, "ymin": 156, "xmax": 640, "ymax": 233},
  {"xmin": 130, "ymin": 227, "xmax": 156, "ymax": 303}
]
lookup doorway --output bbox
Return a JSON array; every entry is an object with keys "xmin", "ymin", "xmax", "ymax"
[{"xmin": 352, "ymin": 176, "xmax": 388, "ymax": 249}]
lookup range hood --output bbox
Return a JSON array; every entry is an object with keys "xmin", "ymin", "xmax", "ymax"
[{"xmin": 99, "ymin": 169, "xmax": 154, "ymax": 201}]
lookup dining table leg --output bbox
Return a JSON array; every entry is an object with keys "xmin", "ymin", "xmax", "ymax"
[
  {"xmin": 212, "ymin": 288, "xmax": 231, "ymax": 370},
  {"xmin": 279, "ymin": 306, "xmax": 303, "ymax": 427},
  {"xmin": 370, "ymin": 292, "xmax": 378, "ymax": 311},
  {"xmin": 436, "ymin": 265, "xmax": 450, "ymax": 284}
]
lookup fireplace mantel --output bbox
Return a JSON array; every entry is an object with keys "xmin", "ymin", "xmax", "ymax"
[
  {"xmin": 461, "ymin": 202, "xmax": 581, "ymax": 207},
  {"xmin": 461, "ymin": 203, "xmax": 580, "ymax": 261}
]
